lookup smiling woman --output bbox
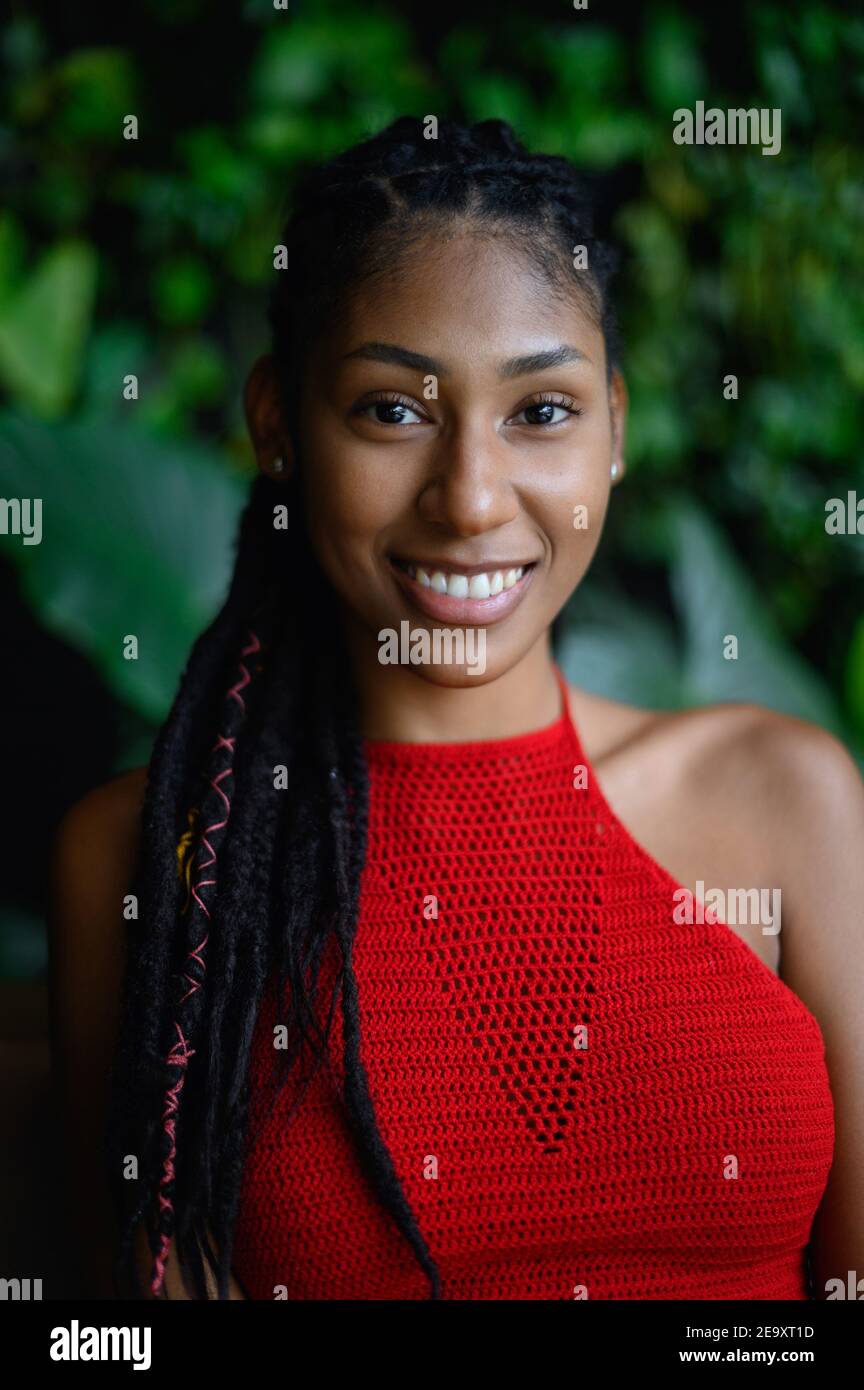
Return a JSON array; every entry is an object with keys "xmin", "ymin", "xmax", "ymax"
[{"xmin": 51, "ymin": 115, "xmax": 863, "ymax": 1302}]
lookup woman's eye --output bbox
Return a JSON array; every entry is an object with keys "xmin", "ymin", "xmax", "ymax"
[
  {"xmin": 513, "ymin": 399, "xmax": 580, "ymax": 426},
  {"xmin": 360, "ymin": 398, "xmax": 425, "ymax": 425}
]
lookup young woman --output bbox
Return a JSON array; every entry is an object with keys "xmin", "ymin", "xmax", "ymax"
[{"xmin": 52, "ymin": 117, "xmax": 863, "ymax": 1301}]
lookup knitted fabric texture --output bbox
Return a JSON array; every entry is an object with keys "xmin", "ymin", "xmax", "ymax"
[{"xmin": 232, "ymin": 667, "xmax": 835, "ymax": 1300}]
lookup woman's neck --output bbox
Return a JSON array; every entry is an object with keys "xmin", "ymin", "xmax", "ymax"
[{"xmin": 342, "ymin": 624, "xmax": 561, "ymax": 744}]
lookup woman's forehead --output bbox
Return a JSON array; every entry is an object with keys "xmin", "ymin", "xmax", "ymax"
[{"xmin": 314, "ymin": 235, "xmax": 604, "ymax": 377}]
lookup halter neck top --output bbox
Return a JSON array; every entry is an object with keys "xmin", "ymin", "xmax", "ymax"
[{"xmin": 231, "ymin": 665, "xmax": 834, "ymax": 1300}]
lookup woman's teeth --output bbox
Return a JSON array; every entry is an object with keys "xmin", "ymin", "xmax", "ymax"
[{"xmin": 398, "ymin": 563, "xmax": 527, "ymax": 599}]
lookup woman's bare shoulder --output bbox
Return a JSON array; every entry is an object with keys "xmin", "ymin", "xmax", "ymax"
[
  {"xmin": 54, "ymin": 767, "xmax": 149, "ymax": 893},
  {"xmin": 58, "ymin": 765, "xmax": 149, "ymax": 840},
  {"xmin": 51, "ymin": 766, "xmax": 150, "ymax": 990},
  {"xmin": 564, "ymin": 681, "xmax": 863, "ymax": 889},
  {"xmin": 565, "ymin": 681, "xmax": 858, "ymax": 796},
  {"xmin": 563, "ymin": 683, "xmax": 667, "ymax": 764}
]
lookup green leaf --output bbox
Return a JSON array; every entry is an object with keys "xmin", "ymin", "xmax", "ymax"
[
  {"xmin": 55, "ymin": 48, "xmax": 135, "ymax": 140},
  {"xmin": 151, "ymin": 255, "xmax": 214, "ymax": 325},
  {"xmin": 667, "ymin": 499, "xmax": 842, "ymax": 728},
  {"xmin": 641, "ymin": 8, "xmax": 706, "ymax": 111},
  {"xmin": 460, "ymin": 74, "xmax": 534, "ymax": 131},
  {"xmin": 0, "ymin": 411, "xmax": 247, "ymax": 722},
  {"xmin": 844, "ymin": 614, "xmax": 864, "ymax": 738},
  {"xmin": 557, "ymin": 499, "xmax": 844, "ymax": 737},
  {"xmin": 0, "ymin": 212, "xmax": 27, "ymax": 307},
  {"xmin": 0, "ymin": 241, "xmax": 97, "ymax": 416},
  {"xmin": 557, "ymin": 582, "xmax": 684, "ymax": 710},
  {"xmin": 178, "ymin": 127, "xmax": 265, "ymax": 205}
]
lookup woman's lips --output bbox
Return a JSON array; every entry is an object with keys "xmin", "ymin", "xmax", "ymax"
[{"xmin": 388, "ymin": 558, "xmax": 537, "ymax": 625}]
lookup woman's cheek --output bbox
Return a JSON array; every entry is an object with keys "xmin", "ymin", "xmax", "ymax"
[
  {"xmin": 534, "ymin": 436, "xmax": 611, "ymax": 596},
  {"xmin": 537, "ymin": 420, "xmax": 611, "ymax": 514},
  {"xmin": 300, "ymin": 462, "xmax": 388, "ymax": 617}
]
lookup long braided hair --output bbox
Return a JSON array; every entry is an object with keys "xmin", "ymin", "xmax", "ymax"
[{"xmin": 105, "ymin": 115, "xmax": 620, "ymax": 1301}]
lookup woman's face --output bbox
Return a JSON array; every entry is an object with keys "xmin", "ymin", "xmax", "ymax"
[{"xmin": 274, "ymin": 231, "xmax": 625, "ymax": 687}]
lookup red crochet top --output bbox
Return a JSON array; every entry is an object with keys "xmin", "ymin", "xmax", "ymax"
[{"xmin": 231, "ymin": 665, "xmax": 834, "ymax": 1300}]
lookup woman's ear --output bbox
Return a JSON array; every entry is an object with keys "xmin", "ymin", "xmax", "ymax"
[
  {"xmin": 244, "ymin": 354, "xmax": 295, "ymax": 480},
  {"xmin": 608, "ymin": 368, "xmax": 628, "ymax": 485}
]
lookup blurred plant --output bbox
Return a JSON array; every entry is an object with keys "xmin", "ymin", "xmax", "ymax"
[
  {"xmin": 559, "ymin": 497, "xmax": 844, "ymax": 736},
  {"xmin": 0, "ymin": 412, "xmax": 246, "ymax": 723}
]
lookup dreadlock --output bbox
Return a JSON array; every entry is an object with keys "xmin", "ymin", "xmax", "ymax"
[{"xmin": 105, "ymin": 115, "xmax": 620, "ymax": 1301}]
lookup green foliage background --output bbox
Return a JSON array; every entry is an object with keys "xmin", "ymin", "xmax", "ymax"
[{"xmin": 0, "ymin": 0, "xmax": 862, "ymax": 973}]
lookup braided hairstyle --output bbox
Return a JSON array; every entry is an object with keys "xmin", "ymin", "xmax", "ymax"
[{"xmin": 105, "ymin": 115, "xmax": 621, "ymax": 1301}]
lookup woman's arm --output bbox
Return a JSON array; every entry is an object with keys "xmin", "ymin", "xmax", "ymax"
[
  {"xmin": 49, "ymin": 770, "xmax": 247, "ymax": 1299},
  {"xmin": 49, "ymin": 771, "xmax": 145, "ymax": 1298},
  {"xmin": 771, "ymin": 722, "xmax": 864, "ymax": 1298}
]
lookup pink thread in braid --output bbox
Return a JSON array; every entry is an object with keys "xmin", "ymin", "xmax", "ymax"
[
  {"xmin": 150, "ymin": 631, "xmax": 261, "ymax": 1295},
  {"xmin": 150, "ymin": 1024, "xmax": 195, "ymax": 1293}
]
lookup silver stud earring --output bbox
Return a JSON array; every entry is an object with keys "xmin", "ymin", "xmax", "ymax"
[
  {"xmin": 272, "ymin": 456, "xmax": 285, "ymax": 474},
  {"xmin": 611, "ymin": 463, "xmax": 619, "ymax": 479}
]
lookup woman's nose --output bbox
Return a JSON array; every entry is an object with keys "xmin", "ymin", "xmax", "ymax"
[{"xmin": 416, "ymin": 425, "xmax": 520, "ymax": 536}]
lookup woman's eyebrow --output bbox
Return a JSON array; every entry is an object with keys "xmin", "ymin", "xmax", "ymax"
[
  {"xmin": 341, "ymin": 341, "xmax": 590, "ymax": 378},
  {"xmin": 342, "ymin": 342, "xmax": 446, "ymax": 375},
  {"xmin": 498, "ymin": 345, "xmax": 590, "ymax": 377}
]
